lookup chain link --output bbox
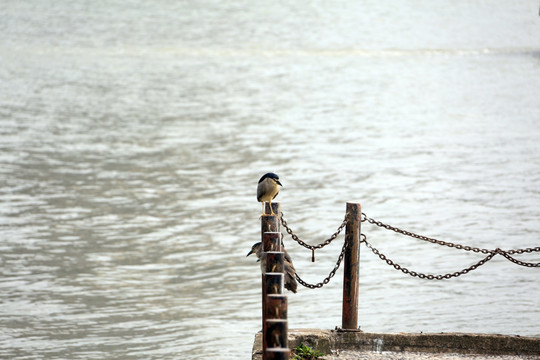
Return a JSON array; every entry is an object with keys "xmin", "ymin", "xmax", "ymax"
[
  {"xmin": 295, "ymin": 239, "xmax": 348, "ymax": 288},
  {"xmin": 360, "ymin": 233, "xmax": 498, "ymax": 279},
  {"xmin": 361, "ymin": 213, "xmax": 540, "ymax": 257},
  {"xmin": 506, "ymin": 246, "xmax": 540, "ymax": 255},
  {"xmin": 281, "ymin": 212, "xmax": 348, "ymax": 251},
  {"xmin": 361, "ymin": 212, "xmax": 540, "ymax": 267},
  {"xmin": 286, "ymin": 211, "xmax": 538, "ymax": 288},
  {"xmin": 361, "ymin": 212, "xmax": 493, "ymax": 253},
  {"xmin": 495, "ymin": 248, "xmax": 540, "ymax": 267},
  {"xmin": 280, "ymin": 211, "xmax": 349, "ymax": 288}
]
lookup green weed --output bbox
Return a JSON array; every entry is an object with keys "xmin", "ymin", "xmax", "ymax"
[{"xmin": 292, "ymin": 343, "xmax": 325, "ymax": 360}]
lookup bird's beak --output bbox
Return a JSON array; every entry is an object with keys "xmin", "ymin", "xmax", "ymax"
[
  {"xmin": 276, "ymin": 180, "xmax": 283, "ymax": 187},
  {"xmin": 246, "ymin": 249, "xmax": 254, "ymax": 257}
]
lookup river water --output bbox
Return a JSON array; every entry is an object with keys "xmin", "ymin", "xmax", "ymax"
[{"xmin": 1, "ymin": 1, "xmax": 540, "ymax": 359}]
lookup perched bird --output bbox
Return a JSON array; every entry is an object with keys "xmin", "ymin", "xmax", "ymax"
[
  {"xmin": 247, "ymin": 241, "xmax": 298, "ymax": 293},
  {"xmin": 257, "ymin": 173, "xmax": 282, "ymax": 216}
]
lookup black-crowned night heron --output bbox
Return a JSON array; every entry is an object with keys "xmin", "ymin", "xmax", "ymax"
[
  {"xmin": 257, "ymin": 173, "xmax": 282, "ymax": 216},
  {"xmin": 247, "ymin": 242, "xmax": 298, "ymax": 293}
]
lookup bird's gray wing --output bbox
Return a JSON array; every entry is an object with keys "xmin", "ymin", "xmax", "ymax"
[
  {"xmin": 284, "ymin": 263, "xmax": 298, "ymax": 293},
  {"xmin": 256, "ymin": 181, "xmax": 265, "ymax": 202},
  {"xmin": 283, "ymin": 249, "xmax": 294, "ymax": 268}
]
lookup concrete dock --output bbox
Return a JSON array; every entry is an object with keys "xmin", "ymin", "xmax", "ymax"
[{"xmin": 252, "ymin": 329, "xmax": 540, "ymax": 360}]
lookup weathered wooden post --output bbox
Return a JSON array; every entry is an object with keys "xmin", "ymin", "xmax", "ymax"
[
  {"xmin": 342, "ymin": 202, "xmax": 361, "ymax": 330},
  {"xmin": 261, "ymin": 202, "xmax": 280, "ymax": 234},
  {"xmin": 261, "ymin": 202, "xmax": 290, "ymax": 359}
]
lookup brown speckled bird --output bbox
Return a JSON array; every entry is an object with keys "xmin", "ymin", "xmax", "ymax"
[{"xmin": 247, "ymin": 241, "xmax": 298, "ymax": 293}]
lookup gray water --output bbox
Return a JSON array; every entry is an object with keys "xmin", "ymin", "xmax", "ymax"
[{"xmin": 1, "ymin": 1, "xmax": 540, "ymax": 359}]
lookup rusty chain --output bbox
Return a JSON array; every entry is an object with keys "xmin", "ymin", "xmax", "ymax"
[
  {"xmin": 361, "ymin": 233, "xmax": 500, "ymax": 279},
  {"xmin": 505, "ymin": 246, "xmax": 540, "ymax": 256},
  {"xmin": 361, "ymin": 212, "xmax": 495, "ymax": 254},
  {"xmin": 280, "ymin": 212, "xmax": 347, "ymax": 251},
  {"xmin": 295, "ymin": 239, "xmax": 348, "ymax": 289},
  {"xmin": 362, "ymin": 213, "xmax": 540, "ymax": 261},
  {"xmin": 284, "ymin": 211, "xmax": 539, "ymax": 288},
  {"xmin": 279, "ymin": 211, "xmax": 348, "ymax": 288},
  {"xmin": 495, "ymin": 249, "xmax": 540, "ymax": 268},
  {"xmin": 361, "ymin": 213, "xmax": 540, "ymax": 274}
]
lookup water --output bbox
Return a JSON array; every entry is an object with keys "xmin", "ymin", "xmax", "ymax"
[{"xmin": 1, "ymin": 1, "xmax": 539, "ymax": 359}]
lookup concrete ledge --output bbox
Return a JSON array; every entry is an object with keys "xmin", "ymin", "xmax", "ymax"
[{"xmin": 252, "ymin": 329, "xmax": 540, "ymax": 359}]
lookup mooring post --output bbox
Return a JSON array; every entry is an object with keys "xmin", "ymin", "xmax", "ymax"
[
  {"xmin": 261, "ymin": 202, "xmax": 289, "ymax": 360},
  {"xmin": 342, "ymin": 202, "xmax": 361, "ymax": 330},
  {"xmin": 261, "ymin": 202, "xmax": 281, "ymax": 233}
]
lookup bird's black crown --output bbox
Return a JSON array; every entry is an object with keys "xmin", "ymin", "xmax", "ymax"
[{"xmin": 258, "ymin": 172, "xmax": 280, "ymax": 183}]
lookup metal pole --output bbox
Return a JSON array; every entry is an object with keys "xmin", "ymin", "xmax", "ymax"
[
  {"xmin": 261, "ymin": 202, "xmax": 289, "ymax": 360},
  {"xmin": 342, "ymin": 202, "xmax": 361, "ymax": 330},
  {"xmin": 261, "ymin": 232, "xmax": 281, "ymax": 354}
]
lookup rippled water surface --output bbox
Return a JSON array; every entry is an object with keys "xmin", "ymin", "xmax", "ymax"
[{"xmin": 1, "ymin": 1, "xmax": 540, "ymax": 359}]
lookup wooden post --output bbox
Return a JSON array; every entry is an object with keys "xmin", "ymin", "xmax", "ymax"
[
  {"xmin": 261, "ymin": 232, "xmax": 282, "ymax": 334},
  {"xmin": 265, "ymin": 294, "xmax": 288, "ymax": 319},
  {"xmin": 342, "ymin": 202, "xmax": 361, "ymax": 330},
  {"xmin": 265, "ymin": 348, "xmax": 290, "ymax": 360},
  {"xmin": 265, "ymin": 252, "xmax": 284, "ymax": 273},
  {"xmin": 261, "ymin": 202, "xmax": 280, "ymax": 233},
  {"xmin": 261, "ymin": 202, "xmax": 289, "ymax": 360}
]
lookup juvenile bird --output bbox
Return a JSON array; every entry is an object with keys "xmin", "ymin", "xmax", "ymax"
[
  {"xmin": 257, "ymin": 173, "xmax": 282, "ymax": 216},
  {"xmin": 247, "ymin": 242, "xmax": 298, "ymax": 293}
]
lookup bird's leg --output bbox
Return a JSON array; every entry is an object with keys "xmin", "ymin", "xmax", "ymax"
[
  {"xmin": 261, "ymin": 202, "xmax": 267, "ymax": 216},
  {"xmin": 269, "ymin": 201, "xmax": 276, "ymax": 216}
]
